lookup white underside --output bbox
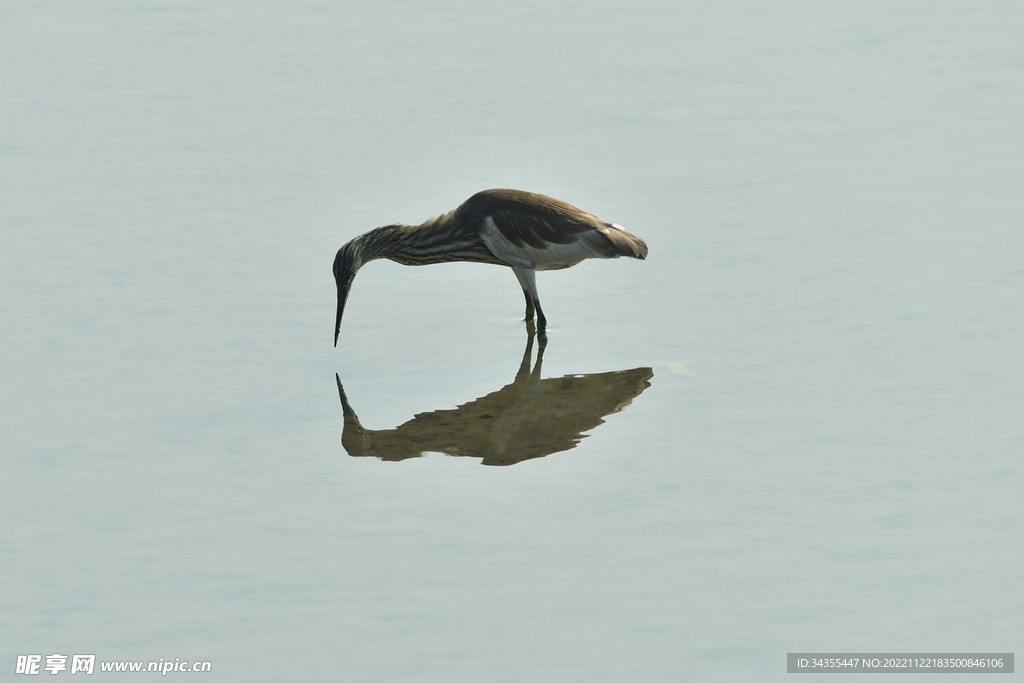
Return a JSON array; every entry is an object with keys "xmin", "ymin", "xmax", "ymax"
[{"xmin": 481, "ymin": 216, "xmax": 609, "ymax": 271}]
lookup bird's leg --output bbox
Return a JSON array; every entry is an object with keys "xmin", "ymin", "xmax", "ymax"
[
  {"xmin": 512, "ymin": 266, "xmax": 544, "ymax": 321},
  {"xmin": 534, "ymin": 299, "xmax": 547, "ymax": 344},
  {"xmin": 522, "ymin": 288, "xmax": 536, "ymax": 321},
  {"xmin": 512, "ymin": 264, "xmax": 544, "ymax": 333},
  {"xmin": 534, "ymin": 299, "xmax": 547, "ymax": 328}
]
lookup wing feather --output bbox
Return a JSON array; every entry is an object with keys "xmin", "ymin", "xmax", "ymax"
[{"xmin": 458, "ymin": 188, "xmax": 647, "ymax": 262}]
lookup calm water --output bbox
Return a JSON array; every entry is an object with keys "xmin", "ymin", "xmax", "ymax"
[{"xmin": 3, "ymin": 2, "xmax": 1022, "ymax": 680}]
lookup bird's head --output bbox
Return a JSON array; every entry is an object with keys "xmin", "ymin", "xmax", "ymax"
[
  {"xmin": 333, "ymin": 225, "xmax": 403, "ymax": 346},
  {"xmin": 333, "ymin": 244, "xmax": 361, "ymax": 347}
]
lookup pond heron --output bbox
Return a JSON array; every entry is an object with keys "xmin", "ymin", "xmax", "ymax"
[{"xmin": 333, "ymin": 188, "xmax": 647, "ymax": 345}]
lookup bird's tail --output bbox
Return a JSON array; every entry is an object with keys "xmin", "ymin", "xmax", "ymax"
[{"xmin": 603, "ymin": 224, "xmax": 648, "ymax": 260}]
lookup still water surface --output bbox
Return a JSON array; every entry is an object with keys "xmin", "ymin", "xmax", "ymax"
[{"xmin": 2, "ymin": 2, "xmax": 1021, "ymax": 680}]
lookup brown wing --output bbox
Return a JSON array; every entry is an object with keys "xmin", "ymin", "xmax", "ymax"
[{"xmin": 457, "ymin": 189, "xmax": 606, "ymax": 250}]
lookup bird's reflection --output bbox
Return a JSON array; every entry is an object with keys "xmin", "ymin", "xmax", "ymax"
[{"xmin": 336, "ymin": 330, "xmax": 652, "ymax": 466}]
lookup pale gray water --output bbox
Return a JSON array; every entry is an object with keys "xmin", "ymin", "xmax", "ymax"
[{"xmin": 2, "ymin": 2, "xmax": 1022, "ymax": 680}]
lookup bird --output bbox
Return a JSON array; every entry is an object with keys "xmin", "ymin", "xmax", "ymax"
[{"xmin": 333, "ymin": 188, "xmax": 647, "ymax": 346}]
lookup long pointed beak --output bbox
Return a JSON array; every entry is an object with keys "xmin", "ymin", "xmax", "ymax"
[{"xmin": 334, "ymin": 281, "xmax": 351, "ymax": 347}]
